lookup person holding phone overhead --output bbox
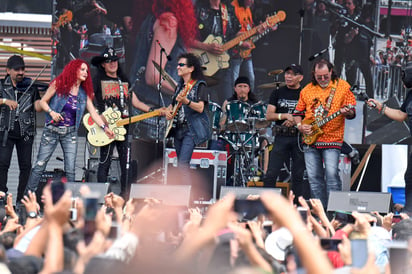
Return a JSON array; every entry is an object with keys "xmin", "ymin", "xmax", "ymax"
[
  {"xmin": 293, "ymin": 59, "xmax": 356, "ymax": 208},
  {"xmin": 165, "ymin": 53, "xmax": 210, "ymax": 186},
  {"xmin": 25, "ymin": 59, "xmax": 114, "ymax": 196}
]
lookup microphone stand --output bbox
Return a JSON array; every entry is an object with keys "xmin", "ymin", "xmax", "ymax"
[{"xmin": 156, "ymin": 45, "xmax": 167, "ymax": 184}]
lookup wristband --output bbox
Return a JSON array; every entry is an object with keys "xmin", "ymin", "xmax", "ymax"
[
  {"xmin": 296, "ymin": 122, "xmax": 302, "ymax": 128},
  {"xmin": 148, "ymin": 107, "xmax": 154, "ymax": 112},
  {"xmin": 2, "ymin": 98, "xmax": 6, "ymax": 104},
  {"xmin": 278, "ymin": 113, "xmax": 282, "ymax": 120},
  {"xmin": 187, "ymin": 100, "xmax": 192, "ymax": 106},
  {"xmin": 47, "ymin": 108, "xmax": 53, "ymax": 114},
  {"xmin": 239, "ymin": 41, "xmax": 243, "ymax": 46},
  {"xmin": 382, "ymin": 105, "xmax": 387, "ymax": 115},
  {"xmin": 101, "ymin": 124, "xmax": 107, "ymax": 130}
]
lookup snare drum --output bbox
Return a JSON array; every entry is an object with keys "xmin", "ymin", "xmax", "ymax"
[
  {"xmin": 208, "ymin": 102, "xmax": 222, "ymax": 132},
  {"xmin": 248, "ymin": 103, "xmax": 271, "ymax": 129},
  {"xmin": 225, "ymin": 100, "xmax": 250, "ymax": 131},
  {"xmin": 225, "ymin": 132, "xmax": 259, "ymax": 150}
]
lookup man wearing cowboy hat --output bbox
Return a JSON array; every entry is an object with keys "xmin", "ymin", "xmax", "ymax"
[{"xmin": 91, "ymin": 47, "xmax": 165, "ymax": 198}]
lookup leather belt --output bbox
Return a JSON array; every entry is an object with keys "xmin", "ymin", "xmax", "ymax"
[
  {"xmin": 272, "ymin": 125, "xmax": 298, "ymax": 137},
  {"xmin": 46, "ymin": 125, "xmax": 75, "ymax": 135}
]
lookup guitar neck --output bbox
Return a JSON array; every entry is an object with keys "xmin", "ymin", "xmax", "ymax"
[
  {"xmin": 222, "ymin": 27, "xmax": 258, "ymax": 51},
  {"xmin": 317, "ymin": 110, "xmax": 342, "ymax": 127},
  {"xmin": 116, "ymin": 110, "xmax": 160, "ymax": 127}
]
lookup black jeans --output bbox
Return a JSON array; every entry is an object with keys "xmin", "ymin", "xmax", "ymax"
[
  {"xmin": 97, "ymin": 139, "xmax": 131, "ymax": 198},
  {"xmin": 263, "ymin": 135, "xmax": 309, "ymax": 199},
  {"xmin": 404, "ymin": 149, "xmax": 412, "ymax": 212},
  {"xmin": 0, "ymin": 134, "xmax": 34, "ymax": 202}
]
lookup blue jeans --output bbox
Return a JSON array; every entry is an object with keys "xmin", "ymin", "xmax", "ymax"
[
  {"xmin": 174, "ymin": 126, "xmax": 195, "ymax": 185},
  {"xmin": 26, "ymin": 127, "xmax": 77, "ymax": 193},
  {"xmin": 303, "ymin": 146, "xmax": 341, "ymax": 208},
  {"xmin": 230, "ymin": 58, "xmax": 255, "ymax": 91}
]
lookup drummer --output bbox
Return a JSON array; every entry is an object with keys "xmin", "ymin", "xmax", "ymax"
[
  {"xmin": 219, "ymin": 76, "xmax": 258, "ymax": 129},
  {"xmin": 262, "ymin": 64, "xmax": 309, "ymax": 201}
]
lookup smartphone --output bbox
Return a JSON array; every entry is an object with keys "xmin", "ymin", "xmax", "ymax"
[
  {"xmin": 51, "ymin": 179, "xmax": 66, "ymax": 204},
  {"xmin": 108, "ymin": 221, "xmax": 120, "ymax": 240},
  {"xmin": 83, "ymin": 220, "xmax": 96, "ymax": 245},
  {"xmin": 351, "ymin": 239, "xmax": 368, "ymax": 268},
  {"xmin": 392, "ymin": 214, "xmax": 402, "ymax": 224},
  {"xmin": 70, "ymin": 198, "xmax": 77, "ymax": 222},
  {"xmin": 234, "ymin": 199, "xmax": 267, "ymax": 220},
  {"xmin": 334, "ymin": 211, "xmax": 356, "ymax": 224},
  {"xmin": 297, "ymin": 207, "xmax": 308, "ymax": 223},
  {"xmin": 305, "ymin": 200, "xmax": 313, "ymax": 210},
  {"xmin": 84, "ymin": 197, "xmax": 99, "ymax": 221},
  {"xmin": 388, "ymin": 241, "xmax": 409, "ymax": 274},
  {"xmin": 320, "ymin": 238, "xmax": 342, "ymax": 251}
]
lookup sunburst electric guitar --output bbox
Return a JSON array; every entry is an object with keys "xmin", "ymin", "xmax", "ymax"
[
  {"xmin": 83, "ymin": 107, "xmax": 161, "ymax": 147},
  {"xmin": 302, "ymin": 105, "xmax": 355, "ymax": 145},
  {"xmin": 191, "ymin": 11, "xmax": 286, "ymax": 77}
]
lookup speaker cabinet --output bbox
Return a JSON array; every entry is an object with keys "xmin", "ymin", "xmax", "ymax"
[{"xmin": 327, "ymin": 191, "xmax": 392, "ymax": 213}]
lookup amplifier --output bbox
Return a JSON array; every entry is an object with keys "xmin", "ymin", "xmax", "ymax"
[{"xmin": 164, "ymin": 149, "xmax": 227, "ymax": 202}]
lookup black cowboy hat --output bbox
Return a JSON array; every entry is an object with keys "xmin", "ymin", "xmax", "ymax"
[{"xmin": 91, "ymin": 47, "xmax": 119, "ymax": 66}]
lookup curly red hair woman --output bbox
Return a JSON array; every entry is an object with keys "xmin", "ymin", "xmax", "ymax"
[
  {"xmin": 152, "ymin": 0, "xmax": 197, "ymax": 47},
  {"xmin": 52, "ymin": 59, "xmax": 94, "ymax": 98},
  {"xmin": 24, "ymin": 59, "xmax": 114, "ymax": 195}
]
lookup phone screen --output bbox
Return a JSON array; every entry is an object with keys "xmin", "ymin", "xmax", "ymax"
[
  {"xmin": 234, "ymin": 199, "xmax": 267, "ymax": 220},
  {"xmin": 320, "ymin": 238, "xmax": 342, "ymax": 251},
  {"xmin": 51, "ymin": 180, "xmax": 66, "ymax": 204},
  {"xmin": 334, "ymin": 211, "xmax": 356, "ymax": 224},
  {"xmin": 84, "ymin": 197, "xmax": 99, "ymax": 221},
  {"xmin": 351, "ymin": 239, "xmax": 368, "ymax": 268}
]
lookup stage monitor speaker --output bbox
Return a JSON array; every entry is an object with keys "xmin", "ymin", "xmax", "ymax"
[
  {"xmin": 130, "ymin": 184, "xmax": 192, "ymax": 207},
  {"xmin": 66, "ymin": 182, "xmax": 110, "ymax": 204},
  {"xmin": 327, "ymin": 191, "xmax": 392, "ymax": 213},
  {"xmin": 220, "ymin": 186, "xmax": 282, "ymax": 200},
  {"xmin": 86, "ymin": 157, "xmax": 121, "ymax": 182},
  {"xmin": 365, "ymin": 120, "xmax": 411, "ymax": 144}
]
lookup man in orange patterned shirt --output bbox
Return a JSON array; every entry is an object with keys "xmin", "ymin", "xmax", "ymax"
[{"xmin": 293, "ymin": 59, "xmax": 356, "ymax": 207}]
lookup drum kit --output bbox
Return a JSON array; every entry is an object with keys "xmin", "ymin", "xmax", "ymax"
[{"xmin": 209, "ymin": 100, "xmax": 271, "ymax": 186}]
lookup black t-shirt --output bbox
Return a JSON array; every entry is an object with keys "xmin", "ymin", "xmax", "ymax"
[
  {"xmin": 401, "ymin": 90, "xmax": 412, "ymax": 135},
  {"xmin": 269, "ymin": 86, "xmax": 301, "ymax": 126},
  {"xmin": 93, "ymin": 73, "xmax": 131, "ymax": 116}
]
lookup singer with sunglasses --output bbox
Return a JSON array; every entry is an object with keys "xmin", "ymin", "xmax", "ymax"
[
  {"xmin": 293, "ymin": 59, "xmax": 356, "ymax": 208},
  {"xmin": 165, "ymin": 53, "xmax": 210, "ymax": 189},
  {"xmin": 25, "ymin": 59, "xmax": 114, "ymax": 196}
]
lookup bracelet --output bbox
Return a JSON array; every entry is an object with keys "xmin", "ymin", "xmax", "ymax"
[
  {"xmin": 101, "ymin": 124, "xmax": 107, "ymax": 130},
  {"xmin": 47, "ymin": 108, "xmax": 53, "ymax": 114},
  {"xmin": 148, "ymin": 107, "xmax": 154, "ymax": 112},
  {"xmin": 296, "ymin": 122, "xmax": 302, "ymax": 128},
  {"xmin": 187, "ymin": 100, "xmax": 192, "ymax": 106},
  {"xmin": 2, "ymin": 98, "xmax": 6, "ymax": 104},
  {"xmin": 278, "ymin": 113, "xmax": 282, "ymax": 120},
  {"xmin": 382, "ymin": 105, "xmax": 387, "ymax": 115}
]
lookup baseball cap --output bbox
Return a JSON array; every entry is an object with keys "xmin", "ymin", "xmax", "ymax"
[
  {"xmin": 284, "ymin": 64, "xmax": 303, "ymax": 75},
  {"xmin": 6, "ymin": 55, "xmax": 25, "ymax": 70}
]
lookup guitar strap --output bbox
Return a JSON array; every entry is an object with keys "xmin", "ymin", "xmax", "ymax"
[
  {"xmin": 221, "ymin": 3, "xmax": 228, "ymax": 36},
  {"xmin": 323, "ymin": 79, "xmax": 338, "ymax": 117}
]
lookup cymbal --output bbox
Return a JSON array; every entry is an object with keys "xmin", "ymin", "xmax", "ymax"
[
  {"xmin": 152, "ymin": 60, "xmax": 178, "ymax": 90},
  {"xmin": 267, "ymin": 69, "xmax": 283, "ymax": 76},
  {"xmin": 204, "ymin": 76, "xmax": 219, "ymax": 87},
  {"xmin": 257, "ymin": 82, "xmax": 286, "ymax": 89}
]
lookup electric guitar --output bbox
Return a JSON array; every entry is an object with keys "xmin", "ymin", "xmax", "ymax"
[
  {"xmin": 191, "ymin": 11, "xmax": 286, "ymax": 76},
  {"xmin": 165, "ymin": 80, "xmax": 197, "ymax": 138},
  {"xmin": 83, "ymin": 107, "xmax": 161, "ymax": 147},
  {"xmin": 302, "ymin": 105, "xmax": 355, "ymax": 145}
]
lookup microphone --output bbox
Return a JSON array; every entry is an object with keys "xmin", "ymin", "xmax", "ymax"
[
  {"xmin": 308, "ymin": 48, "xmax": 328, "ymax": 61},
  {"xmin": 350, "ymin": 85, "xmax": 358, "ymax": 92},
  {"xmin": 155, "ymin": 40, "xmax": 172, "ymax": 61},
  {"xmin": 45, "ymin": 112, "xmax": 65, "ymax": 127},
  {"xmin": 319, "ymin": 0, "xmax": 345, "ymax": 10}
]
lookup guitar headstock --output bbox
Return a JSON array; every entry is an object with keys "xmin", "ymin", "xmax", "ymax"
[{"xmin": 266, "ymin": 10, "xmax": 286, "ymax": 27}]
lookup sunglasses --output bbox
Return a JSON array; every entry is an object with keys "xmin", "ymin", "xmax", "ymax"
[
  {"xmin": 177, "ymin": 63, "xmax": 187, "ymax": 67},
  {"xmin": 316, "ymin": 75, "xmax": 330, "ymax": 81},
  {"xmin": 104, "ymin": 59, "xmax": 117, "ymax": 64}
]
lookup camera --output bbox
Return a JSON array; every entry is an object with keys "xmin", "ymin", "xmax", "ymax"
[{"xmin": 402, "ymin": 63, "xmax": 412, "ymax": 88}]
